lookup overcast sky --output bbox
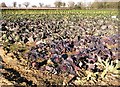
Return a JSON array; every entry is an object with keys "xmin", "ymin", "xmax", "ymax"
[
  {"xmin": 0, "ymin": 0, "xmax": 95, "ymax": 7},
  {"xmin": 0, "ymin": 0, "xmax": 119, "ymax": 7}
]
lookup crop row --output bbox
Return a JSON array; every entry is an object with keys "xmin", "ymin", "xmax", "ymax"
[{"xmin": 1, "ymin": 9, "xmax": 118, "ymax": 15}]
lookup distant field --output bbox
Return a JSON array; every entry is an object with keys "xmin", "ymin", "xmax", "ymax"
[
  {"xmin": 1, "ymin": 9, "xmax": 118, "ymax": 15},
  {"xmin": 1, "ymin": 9, "xmax": 118, "ymax": 21}
]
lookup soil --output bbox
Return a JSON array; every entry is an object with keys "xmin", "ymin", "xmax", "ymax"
[{"xmin": 0, "ymin": 47, "xmax": 120, "ymax": 86}]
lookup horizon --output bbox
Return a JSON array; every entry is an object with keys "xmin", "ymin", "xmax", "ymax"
[
  {"xmin": 0, "ymin": 0, "xmax": 95, "ymax": 7},
  {"xmin": 0, "ymin": 0, "xmax": 119, "ymax": 7}
]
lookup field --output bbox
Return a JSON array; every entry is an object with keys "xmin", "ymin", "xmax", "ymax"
[{"xmin": 0, "ymin": 9, "xmax": 120, "ymax": 86}]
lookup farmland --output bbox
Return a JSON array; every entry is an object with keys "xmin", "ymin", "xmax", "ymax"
[{"xmin": 0, "ymin": 9, "xmax": 120, "ymax": 86}]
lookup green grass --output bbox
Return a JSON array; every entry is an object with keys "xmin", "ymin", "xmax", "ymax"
[
  {"xmin": 1, "ymin": 9, "xmax": 118, "ymax": 15},
  {"xmin": 1, "ymin": 9, "xmax": 118, "ymax": 21}
]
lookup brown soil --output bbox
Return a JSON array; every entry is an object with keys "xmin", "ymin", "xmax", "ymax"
[{"xmin": 0, "ymin": 47, "xmax": 119, "ymax": 86}]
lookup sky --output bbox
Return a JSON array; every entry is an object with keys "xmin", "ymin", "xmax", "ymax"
[
  {"xmin": 0, "ymin": 0, "xmax": 95, "ymax": 7},
  {"xmin": 0, "ymin": 0, "xmax": 119, "ymax": 7}
]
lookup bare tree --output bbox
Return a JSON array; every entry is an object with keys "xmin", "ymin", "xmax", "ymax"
[
  {"xmin": 18, "ymin": 4, "xmax": 21, "ymax": 8},
  {"xmin": 39, "ymin": 3, "xmax": 44, "ymax": 7},
  {"xmin": 32, "ymin": 5, "xmax": 37, "ymax": 8},
  {"xmin": 74, "ymin": 2, "xmax": 82, "ymax": 9},
  {"xmin": 91, "ymin": 0, "xmax": 118, "ymax": 9},
  {"xmin": 23, "ymin": 2, "xmax": 30, "ymax": 8},
  {"xmin": 62, "ymin": 2, "xmax": 66, "ymax": 7},
  {"xmin": 68, "ymin": 1, "xmax": 75, "ymax": 8},
  {"xmin": 44, "ymin": 5, "xmax": 51, "ymax": 8},
  {"xmin": 91, "ymin": 0, "xmax": 103, "ymax": 9},
  {"xmin": 54, "ymin": 1, "xmax": 62, "ymax": 7},
  {"xmin": 13, "ymin": 2, "xmax": 17, "ymax": 7},
  {"xmin": 0, "ymin": 2, "xmax": 7, "ymax": 7}
]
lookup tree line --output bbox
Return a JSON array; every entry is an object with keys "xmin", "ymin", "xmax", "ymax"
[{"xmin": 0, "ymin": 1, "xmax": 119, "ymax": 9}]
